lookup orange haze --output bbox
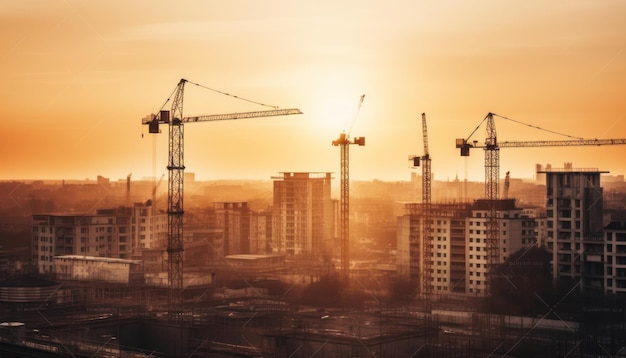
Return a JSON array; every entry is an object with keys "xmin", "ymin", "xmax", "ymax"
[{"xmin": 1, "ymin": 1, "xmax": 625, "ymax": 183}]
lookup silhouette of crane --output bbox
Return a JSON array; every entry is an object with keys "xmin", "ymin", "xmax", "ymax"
[
  {"xmin": 456, "ymin": 112, "xmax": 626, "ymax": 294},
  {"xmin": 143, "ymin": 78, "xmax": 302, "ymax": 319},
  {"xmin": 332, "ymin": 94, "xmax": 365, "ymax": 282},
  {"xmin": 409, "ymin": 113, "xmax": 432, "ymax": 295}
]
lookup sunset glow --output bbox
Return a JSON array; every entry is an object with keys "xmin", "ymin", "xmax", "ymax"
[{"xmin": 1, "ymin": 1, "xmax": 625, "ymax": 182}]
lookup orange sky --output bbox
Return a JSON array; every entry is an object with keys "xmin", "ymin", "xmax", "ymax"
[{"xmin": 1, "ymin": 1, "xmax": 625, "ymax": 183}]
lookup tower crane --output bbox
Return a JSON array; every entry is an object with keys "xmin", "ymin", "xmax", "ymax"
[
  {"xmin": 332, "ymin": 94, "xmax": 365, "ymax": 283},
  {"xmin": 143, "ymin": 78, "xmax": 302, "ymax": 320},
  {"xmin": 409, "ymin": 113, "xmax": 432, "ymax": 295},
  {"xmin": 456, "ymin": 112, "xmax": 626, "ymax": 295}
]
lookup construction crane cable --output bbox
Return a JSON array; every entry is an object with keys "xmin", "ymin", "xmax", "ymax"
[
  {"xmin": 492, "ymin": 113, "xmax": 584, "ymax": 140},
  {"xmin": 464, "ymin": 113, "xmax": 490, "ymax": 142},
  {"xmin": 186, "ymin": 80, "xmax": 279, "ymax": 110},
  {"xmin": 347, "ymin": 94, "xmax": 366, "ymax": 136},
  {"xmin": 156, "ymin": 84, "xmax": 180, "ymax": 117}
]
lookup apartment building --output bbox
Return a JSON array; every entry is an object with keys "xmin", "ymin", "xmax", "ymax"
[
  {"xmin": 271, "ymin": 172, "xmax": 334, "ymax": 257},
  {"xmin": 397, "ymin": 203, "xmax": 472, "ymax": 294},
  {"xmin": 466, "ymin": 199, "xmax": 537, "ymax": 295},
  {"xmin": 32, "ymin": 203, "xmax": 166, "ymax": 274},
  {"xmin": 539, "ymin": 167, "xmax": 607, "ymax": 292},
  {"xmin": 397, "ymin": 199, "xmax": 536, "ymax": 296}
]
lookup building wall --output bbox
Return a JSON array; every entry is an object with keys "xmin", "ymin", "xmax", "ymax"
[
  {"xmin": 250, "ymin": 211, "xmax": 272, "ymax": 254},
  {"xmin": 397, "ymin": 201, "xmax": 535, "ymax": 296},
  {"xmin": 396, "ymin": 215, "xmax": 411, "ymax": 277},
  {"xmin": 604, "ymin": 223, "xmax": 626, "ymax": 294},
  {"xmin": 272, "ymin": 172, "xmax": 333, "ymax": 257},
  {"xmin": 32, "ymin": 204, "xmax": 167, "ymax": 274},
  {"xmin": 543, "ymin": 170, "xmax": 605, "ymax": 292},
  {"xmin": 53, "ymin": 255, "xmax": 141, "ymax": 284}
]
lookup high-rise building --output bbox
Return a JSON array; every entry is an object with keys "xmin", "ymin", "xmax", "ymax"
[
  {"xmin": 397, "ymin": 203, "xmax": 472, "ymax": 293},
  {"xmin": 466, "ymin": 199, "xmax": 536, "ymax": 295},
  {"xmin": 539, "ymin": 166, "xmax": 607, "ymax": 292},
  {"xmin": 397, "ymin": 199, "xmax": 536, "ymax": 296},
  {"xmin": 271, "ymin": 172, "xmax": 334, "ymax": 257}
]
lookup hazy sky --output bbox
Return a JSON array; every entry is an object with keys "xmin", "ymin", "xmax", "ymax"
[{"xmin": 1, "ymin": 1, "xmax": 625, "ymax": 183}]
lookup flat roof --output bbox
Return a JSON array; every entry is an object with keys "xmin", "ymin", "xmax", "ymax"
[
  {"xmin": 537, "ymin": 168, "xmax": 608, "ymax": 173},
  {"xmin": 225, "ymin": 254, "xmax": 285, "ymax": 261},
  {"xmin": 54, "ymin": 255, "xmax": 141, "ymax": 264}
]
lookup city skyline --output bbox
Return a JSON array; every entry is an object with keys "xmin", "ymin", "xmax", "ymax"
[{"xmin": 1, "ymin": 1, "xmax": 625, "ymax": 182}]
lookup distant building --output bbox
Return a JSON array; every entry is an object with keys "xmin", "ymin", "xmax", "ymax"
[
  {"xmin": 539, "ymin": 167, "xmax": 608, "ymax": 292},
  {"xmin": 185, "ymin": 229, "xmax": 224, "ymax": 266},
  {"xmin": 271, "ymin": 172, "xmax": 334, "ymax": 257},
  {"xmin": 251, "ymin": 209, "xmax": 272, "ymax": 254},
  {"xmin": 128, "ymin": 202, "xmax": 168, "ymax": 258},
  {"xmin": 210, "ymin": 202, "xmax": 251, "ymax": 255}
]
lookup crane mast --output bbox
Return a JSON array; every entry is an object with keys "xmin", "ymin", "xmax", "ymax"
[
  {"xmin": 410, "ymin": 113, "xmax": 432, "ymax": 294},
  {"xmin": 144, "ymin": 78, "xmax": 302, "ymax": 320},
  {"xmin": 456, "ymin": 112, "xmax": 626, "ymax": 295},
  {"xmin": 167, "ymin": 79, "xmax": 185, "ymax": 319},
  {"xmin": 332, "ymin": 95, "xmax": 365, "ymax": 283},
  {"xmin": 484, "ymin": 113, "xmax": 499, "ymax": 293}
]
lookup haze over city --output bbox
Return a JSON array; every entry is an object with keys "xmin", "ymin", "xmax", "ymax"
[{"xmin": 1, "ymin": 1, "xmax": 625, "ymax": 183}]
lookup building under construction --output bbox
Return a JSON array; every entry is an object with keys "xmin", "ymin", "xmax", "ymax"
[{"xmin": 397, "ymin": 200, "xmax": 537, "ymax": 296}]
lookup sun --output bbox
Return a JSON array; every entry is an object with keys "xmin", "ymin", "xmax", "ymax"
[{"xmin": 308, "ymin": 86, "xmax": 365, "ymax": 138}]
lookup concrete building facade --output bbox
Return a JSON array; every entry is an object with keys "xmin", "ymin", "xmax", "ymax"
[
  {"xmin": 466, "ymin": 199, "xmax": 536, "ymax": 295},
  {"xmin": 540, "ymin": 167, "xmax": 607, "ymax": 292},
  {"xmin": 271, "ymin": 172, "xmax": 334, "ymax": 257},
  {"xmin": 32, "ymin": 203, "xmax": 167, "ymax": 274},
  {"xmin": 604, "ymin": 221, "xmax": 626, "ymax": 294},
  {"xmin": 397, "ymin": 200, "xmax": 537, "ymax": 296}
]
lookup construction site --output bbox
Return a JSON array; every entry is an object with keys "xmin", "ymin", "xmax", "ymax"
[
  {"xmin": 4, "ymin": 265, "xmax": 624, "ymax": 358},
  {"xmin": 4, "ymin": 79, "xmax": 626, "ymax": 357}
]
